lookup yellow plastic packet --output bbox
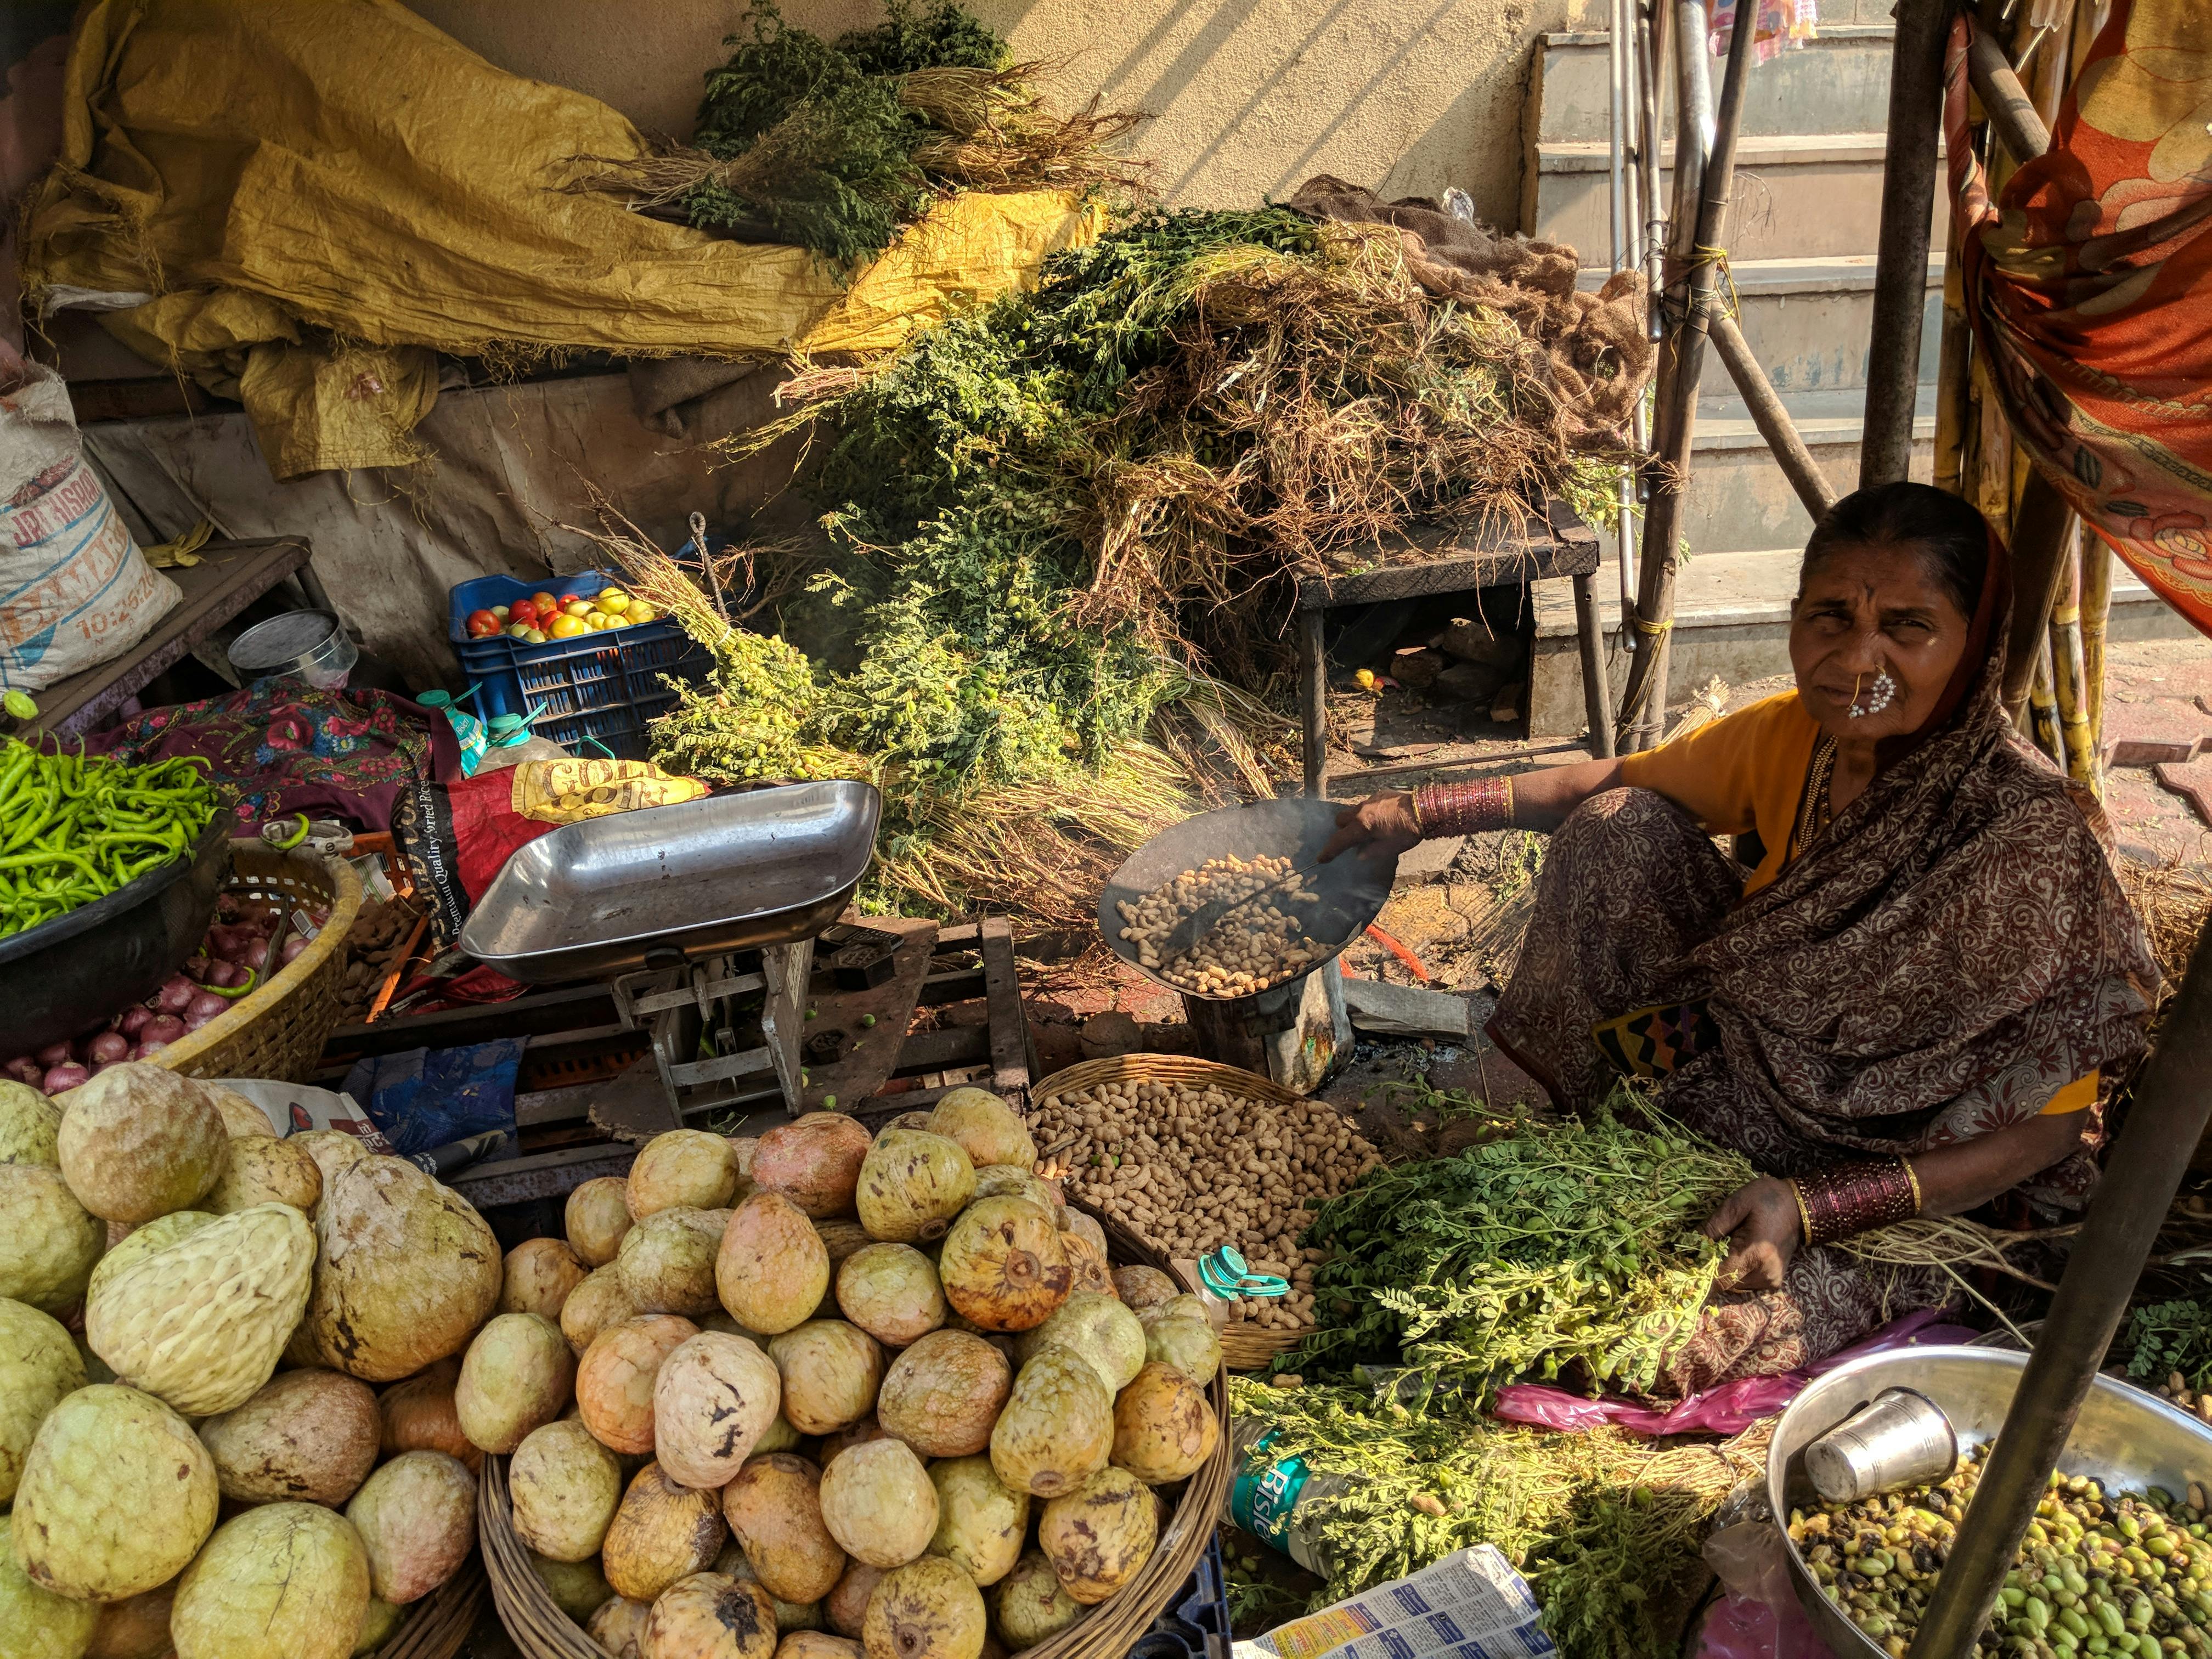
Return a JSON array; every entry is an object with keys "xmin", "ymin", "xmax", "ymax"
[{"xmin": 510, "ymin": 758, "xmax": 708, "ymax": 825}]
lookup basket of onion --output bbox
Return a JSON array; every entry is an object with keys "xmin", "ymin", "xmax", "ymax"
[{"xmin": 1, "ymin": 839, "xmax": 362, "ymax": 1092}]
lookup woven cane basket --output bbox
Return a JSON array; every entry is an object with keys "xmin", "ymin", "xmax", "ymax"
[
  {"xmin": 382, "ymin": 1556, "xmax": 486, "ymax": 1659},
  {"xmin": 479, "ymin": 1201, "xmax": 1231, "ymax": 1659},
  {"xmin": 151, "ymin": 840, "xmax": 362, "ymax": 1083},
  {"xmin": 1034, "ymin": 1053, "xmax": 1314, "ymax": 1373}
]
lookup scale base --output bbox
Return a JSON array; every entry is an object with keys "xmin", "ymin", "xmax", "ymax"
[{"xmin": 1181, "ymin": 966, "xmax": 1348, "ymax": 1094}]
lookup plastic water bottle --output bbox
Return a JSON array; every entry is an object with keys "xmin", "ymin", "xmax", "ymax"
[{"xmin": 1226, "ymin": 1417, "xmax": 1348, "ymax": 1578}]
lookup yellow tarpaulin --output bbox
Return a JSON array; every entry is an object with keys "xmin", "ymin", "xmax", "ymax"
[{"xmin": 24, "ymin": 0, "xmax": 1102, "ymax": 478}]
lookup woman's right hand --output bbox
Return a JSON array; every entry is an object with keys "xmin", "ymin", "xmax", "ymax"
[
  {"xmin": 1319, "ymin": 792, "xmax": 1424, "ymax": 862},
  {"xmin": 1705, "ymin": 1177, "xmax": 1803, "ymax": 1293}
]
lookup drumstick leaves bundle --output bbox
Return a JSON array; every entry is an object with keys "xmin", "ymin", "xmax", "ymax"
[
  {"xmin": 1229, "ymin": 1375, "xmax": 1765, "ymax": 1659},
  {"xmin": 1286, "ymin": 1089, "xmax": 1753, "ymax": 1403}
]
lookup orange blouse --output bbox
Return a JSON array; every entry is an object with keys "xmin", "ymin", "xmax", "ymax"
[{"xmin": 1614, "ymin": 690, "xmax": 2097, "ymax": 1114}]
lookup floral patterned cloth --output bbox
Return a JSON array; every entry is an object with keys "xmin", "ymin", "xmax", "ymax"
[
  {"xmin": 1488, "ymin": 535, "xmax": 2157, "ymax": 1391},
  {"xmin": 1946, "ymin": 0, "xmax": 2212, "ymax": 639},
  {"xmin": 88, "ymin": 681, "xmax": 434, "ymax": 832}
]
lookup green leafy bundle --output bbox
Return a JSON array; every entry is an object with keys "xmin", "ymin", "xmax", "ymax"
[
  {"xmin": 2125, "ymin": 1299, "xmax": 2212, "ymax": 1392},
  {"xmin": 1285, "ymin": 1090, "xmax": 1753, "ymax": 1403},
  {"xmin": 584, "ymin": 1, "xmax": 1139, "ymax": 264},
  {"xmin": 641, "ymin": 206, "xmax": 1642, "ymax": 922},
  {"xmin": 1228, "ymin": 1376, "xmax": 1760, "ymax": 1659}
]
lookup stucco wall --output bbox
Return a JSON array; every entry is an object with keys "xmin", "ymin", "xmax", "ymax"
[{"xmin": 402, "ymin": 0, "xmax": 1599, "ymax": 229}]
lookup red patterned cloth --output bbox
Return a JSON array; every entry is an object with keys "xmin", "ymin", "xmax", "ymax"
[{"xmin": 1945, "ymin": 0, "xmax": 2212, "ymax": 637}]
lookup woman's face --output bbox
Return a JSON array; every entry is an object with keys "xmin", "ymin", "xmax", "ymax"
[{"xmin": 1790, "ymin": 540, "xmax": 1974, "ymax": 742}]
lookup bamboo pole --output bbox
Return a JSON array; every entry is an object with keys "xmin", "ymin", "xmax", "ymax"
[
  {"xmin": 1616, "ymin": 2, "xmax": 1761, "ymax": 751},
  {"xmin": 2005, "ymin": 469, "xmax": 2079, "ymax": 725},
  {"xmin": 1711, "ymin": 314, "xmax": 1837, "ymax": 521},
  {"xmin": 1862, "ymin": 0, "xmax": 1952, "ymax": 487},
  {"xmin": 1905, "ymin": 926, "xmax": 2212, "ymax": 1659},
  {"xmin": 1965, "ymin": 24, "xmax": 2052, "ymax": 160},
  {"xmin": 2029, "ymin": 633, "xmax": 2064, "ymax": 766},
  {"xmin": 2047, "ymin": 527, "xmax": 2099, "ymax": 790},
  {"xmin": 2081, "ymin": 530, "xmax": 2113, "ymax": 749}
]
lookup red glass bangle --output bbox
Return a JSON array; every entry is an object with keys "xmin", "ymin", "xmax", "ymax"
[
  {"xmin": 1413, "ymin": 777, "xmax": 1514, "ymax": 838},
  {"xmin": 1793, "ymin": 1158, "xmax": 1921, "ymax": 1247}
]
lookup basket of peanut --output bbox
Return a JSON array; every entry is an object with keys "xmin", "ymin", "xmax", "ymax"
[{"xmin": 1030, "ymin": 1055, "xmax": 1384, "ymax": 1368}]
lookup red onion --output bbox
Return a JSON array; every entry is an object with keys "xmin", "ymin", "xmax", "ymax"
[
  {"xmin": 143, "ymin": 1013, "xmax": 187, "ymax": 1047},
  {"xmin": 3, "ymin": 1057, "xmax": 42, "ymax": 1086},
  {"xmin": 87, "ymin": 1032, "xmax": 130, "ymax": 1066},
  {"xmin": 33, "ymin": 1041, "xmax": 71, "ymax": 1069},
  {"xmin": 183, "ymin": 953, "xmax": 212, "ymax": 981},
  {"xmin": 184, "ymin": 992, "xmax": 230, "ymax": 1028},
  {"xmin": 128, "ymin": 1040, "xmax": 167, "ymax": 1059},
  {"xmin": 155, "ymin": 977, "xmax": 195, "ymax": 1014},
  {"xmin": 90, "ymin": 1059, "xmax": 122, "ymax": 1076},
  {"xmin": 42, "ymin": 1063, "xmax": 89, "ymax": 1095},
  {"xmin": 281, "ymin": 936, "xmax": 308, "ymax": 965},
  {"xmin": 119, "ymin": 1006, "xmax": 154, "ymax": 1039}
]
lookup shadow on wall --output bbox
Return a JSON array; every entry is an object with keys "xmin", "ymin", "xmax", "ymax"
[
  {"xmin": 0, "ymin": 4, "xmax": 71, "ymax": 354},
  {"xmin": 403, "ymin": 0, "xmax": 1593, "ymax": 229}
]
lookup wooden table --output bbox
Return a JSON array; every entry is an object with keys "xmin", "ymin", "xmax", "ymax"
[
  {"xmin": 19, "ymin": 537, "xmax": 325, "ymax": 738},
  {"xmin": 1295, "ymin": 499, "xmax": 1612, "ymax": 794}
]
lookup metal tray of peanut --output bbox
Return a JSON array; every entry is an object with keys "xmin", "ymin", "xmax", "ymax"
[{"xmin": 1096, "ymin": 798, "xmax": 1399, "ymax": 1001}]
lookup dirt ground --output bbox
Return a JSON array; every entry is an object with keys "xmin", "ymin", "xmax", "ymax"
[{"xmin": 1024, "ymin": 633, "xmax": 2212, "ymax": 1147}]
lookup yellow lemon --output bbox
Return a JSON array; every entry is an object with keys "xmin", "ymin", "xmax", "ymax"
[
  {"xmin": 625, "ymin": 603, "xmax": 657, "ymax": 625},
  {"xmin": 584, "ymin": 611, "xmax": 613, "ymax": 630},
  {"xmin": 548, "ymin": 614, "xmax": 588, "ymax": 640},
  {"xmin": 597, "ymin": 589, "xmax": 630, "ymax": 614}
]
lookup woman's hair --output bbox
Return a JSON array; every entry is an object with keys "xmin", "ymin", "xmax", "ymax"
[{"xmin": 1802, "ymin": 481, "xmax": 1990, "ymax": 619}]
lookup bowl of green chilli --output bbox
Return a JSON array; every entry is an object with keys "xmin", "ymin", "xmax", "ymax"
[
  {"xmin": 1770, "ymin": 1346, "xmax": 2212, "ymax": 1658},
  {"xmin": 0, "ymin": 819, "xmax": 232, "ymax": 1057}
]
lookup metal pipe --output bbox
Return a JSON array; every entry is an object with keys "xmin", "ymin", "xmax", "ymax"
[
  {"xmin": 1609, "ymin": 0, "xmax": 1632, "ymax": 276},
  {"xmin": 1637, "ymin": 0, "xmax": 1667, "ymax": 333},
  {"xmin": 1612, "ymin": 0, "xmax": 1643, "ymax": 628},
  {"xmin": 1966, "ymin": 22, "xmax": 2052, "ymax": 161},
  {"xmin": 1618, "ymin": 0, "xmax": 1758, "ymax": 750},
  {"xmin": 1710, "ymin": 313, "xmax": 1837, "ymax": 522},
  {"xmin": 1860, "ymin": 0, "xmax": 1951, "ymax": 487},
  {"xmin": 1905, "ymin": 923, "xmax": 2212, "ymax": 1659}
]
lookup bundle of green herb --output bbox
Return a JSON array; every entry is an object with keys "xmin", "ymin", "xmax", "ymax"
[
  {"xmin": 2126, "ymin": 1299, "xmax": 2212, "ymax": 1394},
  {"xmin": 575, "ymin": 1, "xmax": 1141, "ymax": 263},
  {"xmin": 1229, "ymin": 1376, "xmax": 1764, "ymax": 1659},
  {"xmin": 1285, "ymin": 1088, "xmax": 1753, "ymax": 1404}
]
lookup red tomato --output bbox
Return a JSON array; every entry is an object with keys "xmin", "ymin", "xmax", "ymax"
[
  {"xmin": 509, "ymin": 599, "xmax": 538, "ymax": 625},
  {"xmin": 465, "ymin": 609, "xmax": 502, "ymax": 638},
  {"xmin": 531, "ymin": 591, "xmax": 559, "ymax": 614}
]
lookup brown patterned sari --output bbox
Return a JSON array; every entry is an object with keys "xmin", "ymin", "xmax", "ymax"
[{"xmin": 1489, "ymin": 538, "xmax": 2158, "ymax": 1395}]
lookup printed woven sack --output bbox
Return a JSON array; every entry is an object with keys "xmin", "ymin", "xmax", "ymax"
[{"xmin": 0, "ymin": 362, "xmax": 178, "ymax": 691}]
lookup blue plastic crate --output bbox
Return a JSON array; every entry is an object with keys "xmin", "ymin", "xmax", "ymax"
[
  {"xmin": 445, "ymin": 567, "xmax": 709, "ymax": 759},
  {"xmin": 1126, "ymin": 1533, "xmax": 1232, "ymax": 1659}
]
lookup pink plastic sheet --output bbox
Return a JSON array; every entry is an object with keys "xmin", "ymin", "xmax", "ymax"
[{"xmin": 1491, "ymin": 1308, "xmax": 1978, "ymax": 1436}]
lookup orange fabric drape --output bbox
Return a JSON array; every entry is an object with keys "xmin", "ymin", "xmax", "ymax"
[{"xmin": 1944, "ymin": 0, "xmax": 2212, "ymax": 638}]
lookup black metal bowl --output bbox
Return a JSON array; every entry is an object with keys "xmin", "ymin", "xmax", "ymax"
[
  {"xmin": 1097, "ymin": 797, "xmax": 1400, "ymax": 1001},
  {"xmin": 0, "ymin": 820, "xmax": 232, "ymax": 1057}
]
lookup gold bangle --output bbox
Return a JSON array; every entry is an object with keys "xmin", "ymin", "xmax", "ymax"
[
  {"xmin": 1788, "ymin": 1177, "xmax": 1812, "ymax": 1245},
  {"xmin": 1407, "ymin": 791, "xmax": 1424, "ymax": 833},
  {"xmin": 1502, "ymin": 777, "xmax": 1516, "ymax": 826},
  {"xmin": 1901, "ymin": 1156, "xmax": 1923, "ymax": 1216}
]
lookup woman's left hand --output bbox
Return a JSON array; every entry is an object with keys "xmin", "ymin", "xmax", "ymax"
[{"xmin": 1704, "ymin": 1177, "xmax": 1802, "ymax": 1292}]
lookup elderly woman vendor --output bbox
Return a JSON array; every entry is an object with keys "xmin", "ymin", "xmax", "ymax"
[{"xmin": 1325, "ymin": 481, "xmax": 2157, "ymax": 1393}]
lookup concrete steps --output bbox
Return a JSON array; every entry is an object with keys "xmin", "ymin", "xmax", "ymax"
[
  {"xmin": 1521, "ymin": 18, "xmax": 1957, "ymax": 711},
  {"xmin": 1533, "ymin": 134, "xmax": 1948, "ymax": 263},
  {"xmin": 1530, "ymin": 24, "xmax": 1906, "ymax": 145}
]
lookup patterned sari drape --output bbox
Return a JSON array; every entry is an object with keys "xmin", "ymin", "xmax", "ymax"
[{"xmin": 1945, "ymin": 0, "xmax": 2212, "ymax": 637}]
